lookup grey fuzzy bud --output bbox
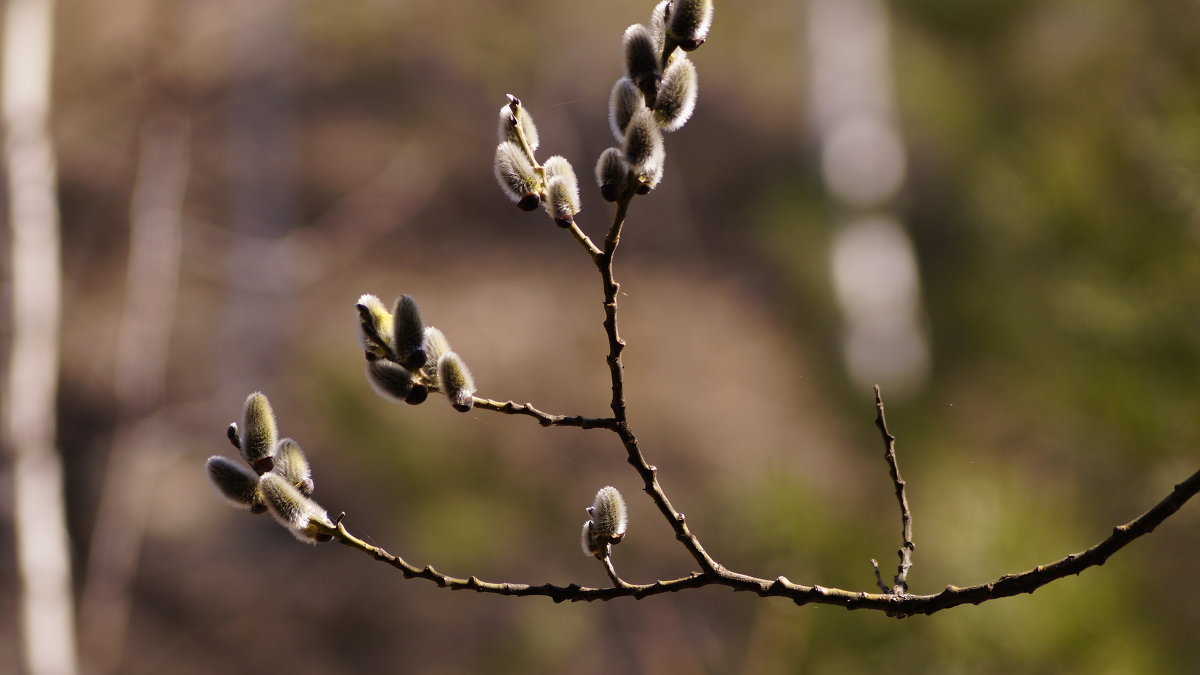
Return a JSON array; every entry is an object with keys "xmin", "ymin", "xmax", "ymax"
[
  {"xmin": 587, "ymin": 486, "xmax": 628, "ymax": 546},
  {"xmin": 206, "ymin": 455, "xmax": 265, "ymax": 513},
  {"xmin": 649, "ymin": 1, "xmax": 671, "ymax": 51},
  {"xmin": 421, "ymin": 326, "xmax": 452, "ymax": 384},
  {"xmin": 366, "ymin": 359, "xmax": 414, "ymax": 401},
  {"xmin": 623, "ymin": 24, "xmax": 660, "ymax": 95},
  {"xmin": 595, "ymin": 147, "xmax": 630, "ymax": 202},
  {"xmin": 543, "ymin": 156, "xmax": 581, "ymax": 227},
  {"xmin": 655, "ymin": 56, "xmax": 698, "ymax": 132},
  {"xmin": 608, "ymin": 78, "xmax": 646, "ymax": 142},
  {"xmin": 259, "ymin": 473, "xmax": 334, "ymax": 544},
  {"xmin": 239, "ymin": 392, "xmax": 278, "ymax": 474},
  {"xmin": 273, "ymin": 438, "xmax": 314, "ymax": 496},
  {"xmin": 392, "ymin": 294, "xmax": 427, "ymax": 370},
  {"xmin": 356, "ymin": 293, "xmax": 395, "ymax": 361},
  {"xmin": 581, "ymin": 520, "xmax": 604, "ymax": 558},
  {"xmin": 622, "ymin": 108, "xmax": 665, "ymax": 176},
  {"xmin": 437, "ymin": 351, "xmax": 476, "ymax": 412},
  {"xmin": 667, "ymin": 0, "xmax": 713, "ymax": 51},
  {"xmin": 494, "ymin": 141, "xmax": 542, "ymax": 211},
  {"xmin": 499, "ymin": 96, "xmax": 539, "ymax": 151}
]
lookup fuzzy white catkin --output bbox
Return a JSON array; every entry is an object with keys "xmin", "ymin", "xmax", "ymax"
[
  {"xmin": 608, "ymin": 78, "xmax": 645, "ymax": 142},
  {"xmin": 667, "ymin": 0, "xmax": 713, "ymax": 50},
  {"xmin": 206, "ymin": 455, "xmax": 263, "ymax": 512},
  {"xmin": 623, "ymin": 24, "xmax": 659, "ymax": 89},
  {"xmin": 421, "ymin": 326, "xmax": 452, "ymax": 384},
  {"xmin": 356, "ymin": 293, "xmax": 395, "ymax": 358},
  {"xmin": 494, "ymin": 141, "xmax": 541, "ymax": 210},
  {"xmin": 655, "ymin": 57, "xmax": 698, "ymax": 132},
  {"xmin": 543, "ymin": 156, "xmax": 581, "ymax": 225},
  {"xmin": 588, "ymin": 486, "xmax": 627, "ymax": 543},
  {"xmin": 259, "ymin": 473, "xmax": 333, "ymax": 544},
  {"xmin": 581, "ymin": 521, "xmax": 602, "ymax": 557},
  {"xmin": 622, "ymin": 108, "xmax": 665, "ymax": 176},
  {"xmin": 498, "ymin": 102, "xmax": 539, "ymax": 152},
  {"xmin": 239, "ymin": 392, "xmax": 278, "ymax": 472}
]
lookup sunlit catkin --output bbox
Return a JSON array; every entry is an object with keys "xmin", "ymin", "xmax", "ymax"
[
  {"xmin": 421, "ymin": 326, "xmax": 452, "ymax": 385},
  {"xmin": 581, "ymin": 521, "xmax": 603, "ymax": 558},
  {"xmin": 366, "ymin": 359, "xmax": 414, "ymax": 401},
  {"xmin": 587, "ymin": 486, "xmax": 628, "ymax": 546},
  {"xmin": 259, "ymin": 473, "xmax": 334, "ymax": 544},
  {"xmin": 494, "ymin": 141, "xmax": 542, "ymax": 212},
  {"xmin": 206, "ymin": 455, "xmax": 265, "ymax": 513},
  {"xmin": 273, "ymin": 438, "xmax": 314, "ymax": 496},
  {"xmin": 437, "ymin": 351, "xmax": 476, "ymax": 412},
  {"xmin": 655, "ymin": 56, "xmax": 698, "ymax": 132},
  {"xmin": 392, "ymin": 294, "xmax": 427, "ymax": 370},
  {"xmin": 608, "ymin": 77, "xmax": 645, "ymax": 142},
  {"xmin": 498, "ymin": 95, "xmax": 539, "ymax": 152},
  {"xmin": 667, "ymin": 0, "xmax": 713, "ymax": 51},
  {"xmin": 622, "ymin": 108, "xmax": 665, "ymax": 176},
  {"xmin": 543, "ymin": 156, "xmax": 581, "ymax": 227},
  {"xmin": 623, "ymin": 24, "xmax": 660, "ymax": 95},
  {"xmin": 239, "ymin": 392, "xmax": 278, "ymax": 474},
  {"xmin": 356, "ymin": 293, "xmax": 395, "ymax": 360},
  {"xmin": 595, "ymin": 147, "xmax": 630, "ymax": 202}
]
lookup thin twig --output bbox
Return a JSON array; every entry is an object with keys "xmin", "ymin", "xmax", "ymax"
[
  {"xmin": 470, "ymin": 397, "xmax": 614, "ymax": 429},
  {"xmin": 874, "ymin": 385, "xmax": 914, "ymax": 595}
]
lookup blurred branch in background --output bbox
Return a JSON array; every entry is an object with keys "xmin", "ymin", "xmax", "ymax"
[
  {"xmin": 2, "ymin": 0, "xmax": 79, "ymax": 673},
  {"xmin": 77, "ymin": 3, "xmax": 191, "ymax": 667}
]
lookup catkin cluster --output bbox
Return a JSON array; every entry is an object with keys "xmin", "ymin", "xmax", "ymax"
[
  {"xmin": 206, "ymin": 392, "xmax": 334, "ymax": 544},
  {"xmin": 356, "ymin": 293, "xmax": 476, "ymax": 412},
  {"xmin": 495, "ymin": 0, "xmax": 710, "ymax": 220}
]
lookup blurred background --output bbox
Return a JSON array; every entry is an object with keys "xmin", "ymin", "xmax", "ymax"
[{"xmin": 2, "ymin": 0, "xmax": 1199, "ymax": 672}]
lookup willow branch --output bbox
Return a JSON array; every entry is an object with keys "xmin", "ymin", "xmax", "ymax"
[
  {"xmin": 326, "ymin": 463, "xmax": 1200, "ymax": 615},
  {"xmin": 874, "ymin": 385, "xmax": 914, "ymax": 594},
  {"xmin": 470, "ymin": 397, "xmax": 614, "ymax": 429}
]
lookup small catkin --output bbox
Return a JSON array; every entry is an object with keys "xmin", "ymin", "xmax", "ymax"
[
  {"xmin": 587, "ymin": 486, "xmax": 628, "ymax": 545},
  {"xmin": 366, "ymin": 359, "xmax": 414, "ymax": 401},
  {"xmin": 356, "ymin": 293, "xmax": 395, "ymax": 360},
  {"xmin": 498, "ymin": 97, "xmax": 539, "ymax": 151},
  {"xmin": 608, "ymin": 77, "xmax": 646, "ymax": 142},
  {"xmin": 623, "ymin": 24, "xmax": 660, "ymax": 93},
  {"xmin": 667, "ymin": 0, "xmax": 713, "ymax": 51},
  {"xmin": 273, "ymin": 438, "xmax": 314, "ymax": 496},
  {"xmin": 392, "ymin": 294, "xmax": 427, "ymax": 370},
  {"xmin": 581, "ymin": 520, "xmax": 603, "ymax": 558},
  {"xmin": 494, "ymin": 141, "xmax": 542, "ymax": 211},
  {"xmin": 655, "ymin": 56, "xmax": 698, "ymax": 132},
  {"xmin": 437, "ymin": 351, "xmax": 476, "ymax": 412},
  {"xmin": 239, "ymin": 392, "xmax": 278, "ymax": 474},
  {"xmin": 595, "ymin": 147, "xmax": 630, "ymax": 202},
  {"xmin": 543, "ymin": 156, "xmax": 581, "ymax": 227},
  {"xmin": 649, "ymin": 1, "xmax": 671, "ymax": 50},
  {"xmin": 421, "ymin": 326, "xmax": 453, "ymax": 384},
  {"xmin": 206, "ymin": 455, "xmax": 265, "ymax": 513},
  {"xmin": 259, "ymin": 473, "xmax": 334, "ymax": 544},
  {"xmin": 622, "ymin": 108, "xmax": 665, "ymax": 176}
]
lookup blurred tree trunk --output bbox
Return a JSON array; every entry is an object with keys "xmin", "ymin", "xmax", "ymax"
[
  {"xmin": 76, "ymin": 3, "xmax": 190, "ymax": 667},
  {"xmin": 1, "ymin": 0, "xmax": 79, "ymax": 673}
]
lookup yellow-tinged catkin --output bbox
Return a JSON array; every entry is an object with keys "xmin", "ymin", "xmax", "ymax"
[
  {"xmin": 239, "ymin": 392, "xmax": 278, "ymax": 474},
  {"xmin": 206, "ymin": 455, "xmax": 265, "ymax": 513},
  {"xmin": 356, "ymin": 293, "xmax": 395, "ymax": 360},
  {"xmin": 595, "ymin": 147, "xmax": 630, "ymax": 202},
  {"xmin": 655, "ymin": 56, "xmax": 698, "ymax": 132},
  {"xmin": 437, "ymin": 351, "xmax": 476, "ymax": 412},
  {"xmin": 421, "ymin": 326, "xmax": 452, "ymax": 385},
  {"xmin": 608, "ymin": 77, "xmax": 645, "ymax": 143},
  {"xmin": 366, "ymin": 359, "xmax": 414, "ymax": 401},
  {"xmin": 259, "ymin": 473, "xmax": 334, "ymax": 544},
  {"xmin": 667, "ymin": 0, "xmax": 713, "ymax": 51},
  {"xmin": 494, "ymin": 141, "xmax": 542, "ymax": 212},
  {"xmin": 273, "ymin": 438, "xmax": 314, "ymax": 496},
  {"xmin": 392, "ymin": 294, "xmax": 427, "ymax": 370}
]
